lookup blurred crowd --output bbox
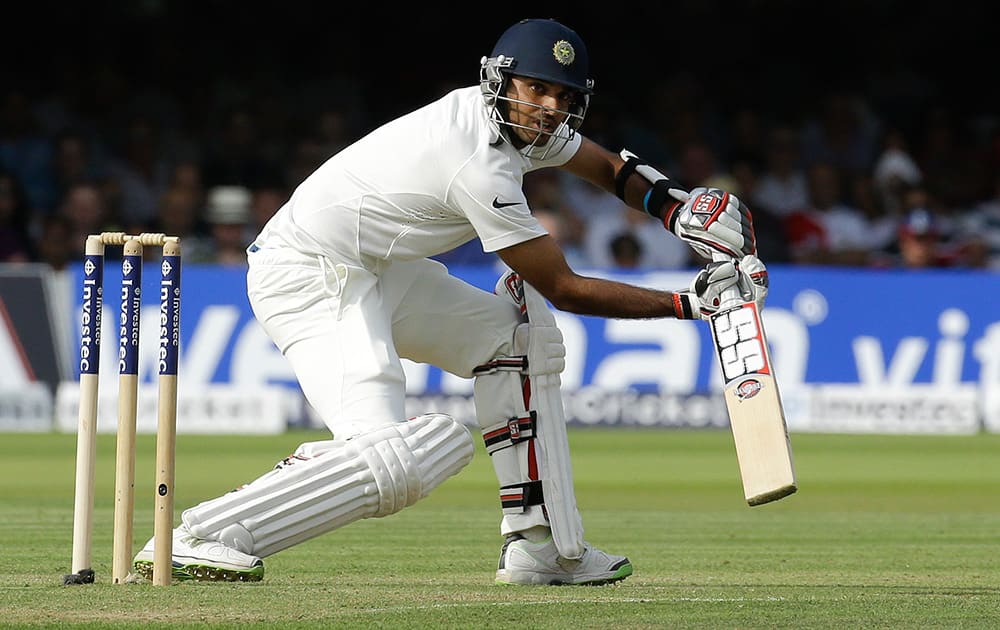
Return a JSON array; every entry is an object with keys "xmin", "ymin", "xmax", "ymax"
[{"xmin": 2, "ymin": 66, "xmax": 999, "ymax": 273}]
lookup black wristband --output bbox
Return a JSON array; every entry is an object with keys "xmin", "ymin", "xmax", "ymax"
[
  {"xmin": 645, "ymin": 180, "xmax": 675, "ymax": 222},
  {"xmin": 614, "ymin": 156, "xmax": 643, "ymax": 202}
]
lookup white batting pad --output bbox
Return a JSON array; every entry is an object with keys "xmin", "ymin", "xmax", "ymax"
[
  {"xmin": 181, "ymin": 413, "xmax": 473, "ymax": 557},
  {"xmin": 521, "ymin": 282, "xmax": 585, "ymax": 559},
  {"xmin": 476, "ymin": 271, "xmax": 585, "ymax": 560}
]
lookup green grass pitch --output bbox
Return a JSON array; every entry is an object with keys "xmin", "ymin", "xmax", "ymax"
[{"xmin": 2, "ymin": 428, "xmax": 999, "ymax": 628}]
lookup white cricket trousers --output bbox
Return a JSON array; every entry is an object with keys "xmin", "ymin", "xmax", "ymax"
[{"xmin": 246, "ymin": 247, "xmax": 520, "ymax": 438}]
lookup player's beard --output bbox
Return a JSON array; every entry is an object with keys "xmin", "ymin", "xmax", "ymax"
[{"xmin": 507, "ymin": 103, "xmax": 563, "ymax": 149}]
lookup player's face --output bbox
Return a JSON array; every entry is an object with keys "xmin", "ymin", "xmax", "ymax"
[{"xmin": 504, "ymin": 76, "xmax": 579, "ymax": 146}]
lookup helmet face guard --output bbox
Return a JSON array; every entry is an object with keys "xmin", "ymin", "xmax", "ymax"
[{"xmin": 480, "ymin": 19, "xmax": 594, "ymax": 159}]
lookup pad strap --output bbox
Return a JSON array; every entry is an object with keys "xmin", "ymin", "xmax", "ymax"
[
  {"xmin": 482, "ymin": 412, "xmax": 537, "ymax": 455},
  {"xmin": 500, "ymin": 480, "xmax": 545, "ymax": 514},
  {"xmin": 472, "ymin": 356, "xmax": 527, "ymax": 376}
]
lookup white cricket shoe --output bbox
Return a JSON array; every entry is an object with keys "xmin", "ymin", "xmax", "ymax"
[
  {"xmin": 495, "ymin": 534, "xmax": 633, "ymax": 586},
  {"xmin": 132, "ymin": 525, "xmax": 265, "ymax": 582}
]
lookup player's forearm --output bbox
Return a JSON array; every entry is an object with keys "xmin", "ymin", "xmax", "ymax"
[
  {"xmin": 545, "ymin": 275, "xmax": 686, "ymax": 320},
  {"xmin": 499, "ymin": 236, "xmax": 692, "ymax": 320}
]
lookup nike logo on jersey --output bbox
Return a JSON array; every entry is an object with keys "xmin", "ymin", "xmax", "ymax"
[{"xmin": 492, "ymin": 196, "xmax": 521, "ymax": 209}]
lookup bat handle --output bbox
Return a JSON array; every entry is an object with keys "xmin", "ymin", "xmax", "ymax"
[{"xmin": 711, "ymin": 251, "xmax": 745, "ymax": 310}]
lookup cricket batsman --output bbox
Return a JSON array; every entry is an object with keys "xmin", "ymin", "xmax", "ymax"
[{"xmin": 133, "ymin": 18, "xmax": 765, "ymax": 585}]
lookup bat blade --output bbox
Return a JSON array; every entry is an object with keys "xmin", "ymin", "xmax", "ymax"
[{"xmin": 710, "ymin": 300, "xmax": 796, "ymax": 506}]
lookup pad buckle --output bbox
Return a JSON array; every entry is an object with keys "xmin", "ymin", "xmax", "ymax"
[
  {"xmin": 499, "ymin": 480, "xmax": 544, "ymax": 514},
  {"xmin": 482, "ymin": 411, "xmax": 537, "ymax": 455}
]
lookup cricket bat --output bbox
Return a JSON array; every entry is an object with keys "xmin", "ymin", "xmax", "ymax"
[{"xmin": 708, "ymin": 255, "xmax": 797, "ymax": 506}]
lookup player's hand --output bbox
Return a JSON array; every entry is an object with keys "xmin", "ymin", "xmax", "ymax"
[
  {"xmin": 676, "ymin": 255, "xmax": 767, "ymax": 320},
  {"xmin": 664, "ymin": 187, "xmax": 756, "ymax": 260}
]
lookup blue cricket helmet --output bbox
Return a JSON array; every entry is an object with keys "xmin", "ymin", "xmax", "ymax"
[{"xmin": 489, "ymin": 18, "xmax": 594, "ymax": 94}]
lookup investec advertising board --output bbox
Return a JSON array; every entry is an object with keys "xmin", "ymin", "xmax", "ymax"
[{"xmin": 51, "ymin": 262, "xmax": 1000, "ymax": 434}]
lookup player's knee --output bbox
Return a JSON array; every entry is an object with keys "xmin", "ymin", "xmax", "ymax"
[
  {"xmin": 514, "ymin": 322, "xmax": 565, "ymax": 376},
  {"xmin": 350, "ymin": 413, "xmax": 474, "ymax": 517}
]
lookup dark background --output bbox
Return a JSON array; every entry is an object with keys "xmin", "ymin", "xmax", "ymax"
[
  {"xmin": 8, "ymin": 1, "xmax": 996, "ymax": 132},
  {"xmin": 4, "ymin": 0, "xmax": 999, "ymax": 273}
]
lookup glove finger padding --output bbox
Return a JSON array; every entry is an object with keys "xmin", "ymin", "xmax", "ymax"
[
  {"xmin": 669, "ymin": 187, "xmax": 756, "ymax": 259},
  {"xmin": 737, "ymin": 254, "xmax": 768, "ymax": 309},
  {"xmin": 690, "ymin": 260, "xmax": 741, "ymax": 319}
]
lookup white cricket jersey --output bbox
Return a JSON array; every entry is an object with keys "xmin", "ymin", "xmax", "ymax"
[{"xmin": 255, "ymin": 85, "xmax": 582, "ymax": 268}]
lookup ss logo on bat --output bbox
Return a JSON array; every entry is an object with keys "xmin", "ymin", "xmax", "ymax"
[{"xmin": 712, "ymin": 303, "xmax": 767, "ymax": 381}]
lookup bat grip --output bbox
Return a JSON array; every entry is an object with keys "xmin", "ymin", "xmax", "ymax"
[{"xmin": 711, "ymin": 251, "xmax": 745, "ymax": 310}]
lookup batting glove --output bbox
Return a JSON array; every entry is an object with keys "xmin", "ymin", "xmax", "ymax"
[
  {"xmin": 664, "ymin": 187, "xmax": 756, "ymax": 260},
  {"xmin": 675, "ymin": 254, "xmax": 768, "ymax": 320}
]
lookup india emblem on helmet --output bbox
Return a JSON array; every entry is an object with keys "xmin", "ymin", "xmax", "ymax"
[{"xmin": 552, "ymin": 40, "xmax": 575, "ymax": 66}]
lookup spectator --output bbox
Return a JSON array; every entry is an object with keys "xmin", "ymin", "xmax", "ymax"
[
  {"xmin": 534, "ymin": 206, "xmax": 589, "ymax": 269},
  {"xmin": 872, "ymin": 127, "xmax": 922, "ymax": 216},
  {"xmin": 850, "ymin": 173, "xmax": 899, "ymax": 266},
  {"xmin": 34, "ymin": 214, "xmax": 74, "ymax": 271},
  {"xmin": 104, "ymin": 115, "xmax": 172, "ymax": 228},
  {"xmin": 250, "ymin": 184, "xmax": 289, "ymax": 235},
  {"xmin": 0, "ymin": 170, "xmax": 33, "ymax": 262},
  {"xmin": 154, "ymin": 186, "xmax": 214, "ymax": 263},
  {"xmin": 882, "ymin": 184, "xmax": 981, "ymax": 268},
  {"xmin": 49, "ymin": 128, "xmax": 107, "ymax": 204},
  {"xmin": 584, "ymin": 203, "xmax": 690, "ymax": 270},
  {"xmin": 168, "ymin": 159, "xmax": 206, "ymax": 202},
  {"xmin": 895, "ymin": 184, "xmax": 958, "ymax": 242},
  {"xmin": 202, "ymin": 185, "xmax": 254, "ymax": 266},
  {"xmin": 526, "ymin": 169, "xmax": 588, "ymax": 256},
  {"xmin": 608, "ymin": 232, "xmax": 643, "ymax": 269},
  {"xmin": 58, "ymin": 182, "xmax": 115, "ymax": 261},
  {"xmin": 784, "ymin": 162, "xmax": 873, "ymax": 266},
  {"xmin": 752, "ymin": 124, "xmax": 809, "ymax": 219},
  {"xmin": 564, "ymin": 160, "xmax": 696, "ymax": 270},
  {"xmin": 894, "ymin": 208, "xmax": 951, "ymax": 269},
  {"xmin": 674, "ymin": 140, "xmax": 727, "ymax": 191},
  {"xmin": 957, "ymin": 173, "xmax": 1000, "ymax": 269}
]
